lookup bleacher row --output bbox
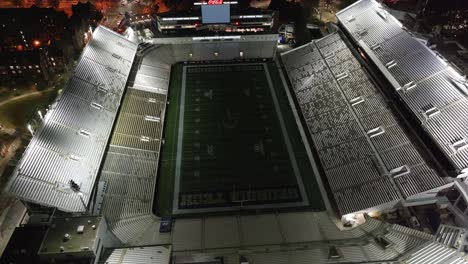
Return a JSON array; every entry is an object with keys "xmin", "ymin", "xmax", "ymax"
[
  {"xmin": 402, "ymin": 242, "xmax": 468, "ymax": 264},
  {"xmin": 5, "ymin": 27, "xmax": 138, "ymax": 212},
  {"xmin": 337, "ymin": 0, "xmax": 468, "ymax": 175},
  {"xmin": 99, "ymin": 246, "xmax": 171, "ymax": 264},
  {"xmin": 281, "ymin": 32, "xmax": 448, "ymax": 216},
  {"xmin": 434, "ymin": 225, "xmax": 467, "ymax": 249},
  {"xmin": 99, "ymin": 46, "xmax": 173, "ymax": 244}
]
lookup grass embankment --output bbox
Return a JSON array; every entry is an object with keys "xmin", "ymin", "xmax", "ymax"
[{"xmin": 0, "ymin": 89, "xmax": 56, "ymax": 129}]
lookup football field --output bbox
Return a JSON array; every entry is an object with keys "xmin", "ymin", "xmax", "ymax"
[
  {"xmin": 155, "ymin": 62, "xmax": 325, "ymax": 215},
  {"xmin": 172, "ymin": 63, "xmax": 307, "ymax": 213}
]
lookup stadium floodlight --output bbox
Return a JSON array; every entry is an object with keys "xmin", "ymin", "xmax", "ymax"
[
  {"xmin": 27, "ymin": 124, "xmax": 34, "ymax": 135},
  {"xmin": 458, "ymin": 168, "xmax": 468, "ymax": 178},
  {"xmin": 214, "ymin": 52, "xmax": 219, "ymax": 57},
  {"xmin": 239, "ymin": 51, "xmax": 244, "ymax": 57},
  {"xmin": 342, "ymin": 213, "xmax": 357, "ymax": 227},
  {"xmin": 447, "ymin": 65, "xmax": 465, "ymax": 80}
]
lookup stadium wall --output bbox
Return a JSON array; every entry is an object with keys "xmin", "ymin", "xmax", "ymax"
[{"xmin": 150, "ymin": 34, "xmax": 278, "ymax": 62}]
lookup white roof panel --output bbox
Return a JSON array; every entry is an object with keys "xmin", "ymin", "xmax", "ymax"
[
  {"xmin": 337, "ymin": 0, "xmax": 468, "ymax": 173},
  {"xmin": 4, "ymin": 26, "xmax": 138, "ymax": 212}
]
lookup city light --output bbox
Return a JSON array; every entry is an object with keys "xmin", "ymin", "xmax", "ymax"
[{"xmin": 33, "ymin": 40, "xmax": 41, "ymax": 47}]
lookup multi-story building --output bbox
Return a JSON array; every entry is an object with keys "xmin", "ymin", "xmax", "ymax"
[
  {"xmin": 0, "ymin": 50, "xmax": 50, "ymax": 86},
  {"xmin": 0, "ymin": 6, "xmax": 70, "ymax": 53}
]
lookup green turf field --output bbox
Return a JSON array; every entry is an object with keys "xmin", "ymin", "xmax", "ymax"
[{"xmin": 155, "ymin": 62, "xmax": 325, "ymax": 215}]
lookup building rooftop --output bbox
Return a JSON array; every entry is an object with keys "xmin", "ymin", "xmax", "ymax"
[{"xmin": 38, "ymin": 216, "xmax": 103, "ymax": 255}]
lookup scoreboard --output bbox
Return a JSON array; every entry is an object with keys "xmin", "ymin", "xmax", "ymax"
[{"xmin": 201, "ymin": 0, "xmax": 231, "ymax": 24}]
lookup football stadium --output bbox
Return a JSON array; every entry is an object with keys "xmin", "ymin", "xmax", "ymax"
[{"xmin": 2, "ymin": 0, "xmax": 468, "ymax": 263}]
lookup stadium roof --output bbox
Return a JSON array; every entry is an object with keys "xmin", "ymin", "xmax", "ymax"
[
  {"xmin": 281, "ymin": 32, "xmax": 449, "ymax": 215},
  {"xmin": 337, "ymin": 0, "xmax": 468, "ymax": 176},
  {"xmin": 4, "ymin": 26, "xmax": 138, "ymax": 212}
]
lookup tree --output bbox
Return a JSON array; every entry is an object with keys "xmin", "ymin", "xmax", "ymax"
[
  {"xmin": 153, "ymin": 4, "xmax": 160, "ymax": 13},
  {"xmin": 34, "ymin": 0, "xmax": 43, "ymax": 7},
  {"xmin": 48, "ymin": 0, "xmax": 60, "ymax": 9},
  {"xmin": 12, "ymin": 0, "xmax": 24, "ymax": 8}
]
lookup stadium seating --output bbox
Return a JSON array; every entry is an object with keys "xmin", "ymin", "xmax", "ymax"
[
  {"xmin": 281, "ymin": 32, "xmax": 449, "ymax": 216},
  {"xmin": 99, "ymin": 245, "xmax": 171, "ymax": 264},
  {"xmin": 98, "ymin": 45, "xmax": 172, "ymax": 244},
  {"xmin": 337, "ymin": 0, "xmax": 468, "ymax": 174}
]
